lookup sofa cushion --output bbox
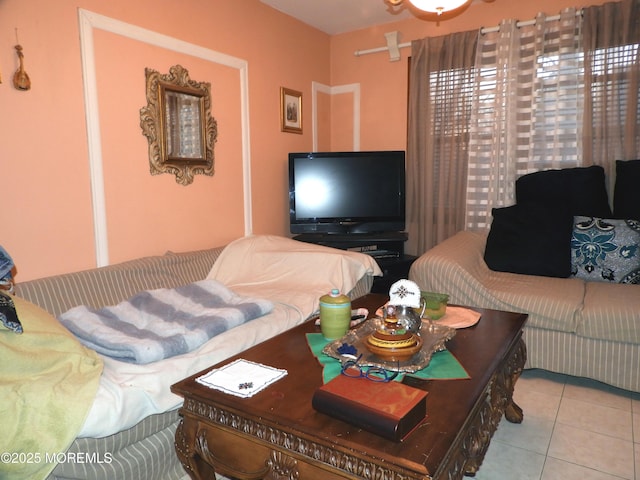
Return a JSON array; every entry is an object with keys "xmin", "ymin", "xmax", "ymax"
[
  {"xmin": 515, "ymin": 165, "xmax": 612, "ymax": 218},
  {"xmin": 484, "ymin": 204, "xmax": 573, "ymax": 278},
  {"xmin": 613, "ymin": 159, "xmax": 640, "ymax": 220},
  {"xmin": 571, "ymin": 216, "xmax": 640, "ymax": 284},
  {"xmin": 577, "ymin": 281, "xmax": 640, "ymax": 344}
]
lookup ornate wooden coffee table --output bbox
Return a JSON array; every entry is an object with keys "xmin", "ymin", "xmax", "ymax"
[{"xmin": 171, "ymin": 293, "xmax": 527, "ymax": 480}]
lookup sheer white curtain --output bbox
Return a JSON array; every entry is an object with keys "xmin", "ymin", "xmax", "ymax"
[
  {"xmin": 466, "ymin": 9, "xmax": 584, "ymax": 231},
  {"xmin": 582, "ymin": 0, "xmax": 640, "ymax": 191}
]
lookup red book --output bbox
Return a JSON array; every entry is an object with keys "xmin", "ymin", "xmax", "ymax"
[{"xmin": 312, "ymin": 373, "xmax": 428, "ymax": 442}]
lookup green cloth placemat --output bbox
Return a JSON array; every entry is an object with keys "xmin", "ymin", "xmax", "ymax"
[{"xmin": 306, "ymin": 333, "xmax": 469, "ymax": 384}]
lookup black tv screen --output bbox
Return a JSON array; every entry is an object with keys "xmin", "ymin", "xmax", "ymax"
[{"xmin": 288, "ymin": 151, "xmax": 406, "ymax": 234}]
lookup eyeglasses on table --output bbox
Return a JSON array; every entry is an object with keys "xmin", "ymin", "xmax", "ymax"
[{"xmin": 340, "ymin": 354, "xmax": 399, "ymax": 383}]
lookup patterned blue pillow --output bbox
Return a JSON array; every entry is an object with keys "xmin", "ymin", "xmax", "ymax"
[
  {"xmin": 571, "ymin": 216, "xmax": 640, "ymax": 284},
  {"xmin": 0, "ymin": 291, "xmax": 23, "ymax": 333}
]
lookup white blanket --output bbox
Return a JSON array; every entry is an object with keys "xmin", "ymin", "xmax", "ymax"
[
  {"xmin": 78, "ymin": 235, "xmax": 381, "ymax": 438},
  {"xmin": 207, "ymin": 235, "xmax": 383, "ymax": 311}
]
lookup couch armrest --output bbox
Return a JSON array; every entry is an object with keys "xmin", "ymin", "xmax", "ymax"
[
  {"xmin": 409, "ymin": 231, "xmax": 491, "ymax": 303},
  {"xmin": 409, "ymin": 231, "xmax": 585, "ymax": 333}
]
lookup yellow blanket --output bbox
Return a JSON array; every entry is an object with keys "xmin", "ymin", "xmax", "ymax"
[{"xmin": 0, "ymin": 295, "xmax": 103, "ymax": 480}]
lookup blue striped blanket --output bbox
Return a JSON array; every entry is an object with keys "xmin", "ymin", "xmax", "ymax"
[{"xmin": 58, "ymin": 280, "xmax": 273, "ymax": 364}]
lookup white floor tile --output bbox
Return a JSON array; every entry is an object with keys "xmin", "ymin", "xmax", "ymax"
[
  {"xmin": 548, "ymin": 423, "xmax": 635, "ymax": 479},
  {"xmin": 476, "ymin": 440, "xmax": 545, "ymax": 480},
  {"xmin": 542, "ymin": 457, "xmax": 629, "ymax": 480},
  {"xmin": 493, "ymin": 414, "xmax": 554, "ymax": 455},
  {"xmin": 557, "ymin": 397, "xmax": 634, "ymax": 441},
  {"xmin": 473, "ymin": 372, "xmax": 640, "ymax": 480},
  {"xmin": 563, "ymin": 376, "xmax": 633, "ymax": 411},
  {"xmin": 515, "ymin": 388, "xmax": 563, "ymax": 422}
]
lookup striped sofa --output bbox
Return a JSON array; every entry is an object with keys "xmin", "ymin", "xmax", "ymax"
[
  {"xmin": 13, "ymin": 242, "xmax": 374, "ymax": 480},
  {"xmin": 409, "ymin": 230, "xmax": 640, "ymax": 393}
]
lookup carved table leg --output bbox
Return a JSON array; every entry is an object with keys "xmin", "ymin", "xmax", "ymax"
[
  {"xmin": 463, "ymin": 337, "xmax": 527, "ymax": 477},
  {"xmin": 175, "ymin": 418, "xmax": 214, "ymax": 480},
  {"xmin": 505, "ymin": 400, "xmax": 524, "ymax": 424},
  {"xmin": 504, "ymin": 338, "xmax": 527, "ymax": 424}
]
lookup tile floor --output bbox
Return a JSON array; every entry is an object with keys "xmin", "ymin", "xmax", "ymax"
[{"xmin": 476, "ymin": 369, "xmax": 639, "ymax": 480}]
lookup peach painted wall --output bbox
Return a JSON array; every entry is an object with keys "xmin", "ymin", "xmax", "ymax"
[
  {"xmin": 1, "ymin": 0, "xmax": 612, "ymax": 282},
  {"xmin": 1, "ymin": 0, "xmax": 329, "ymax": 281},
  {"xmin": 330, "ymin": 92, "xmax": 357, "ymax": 152}
]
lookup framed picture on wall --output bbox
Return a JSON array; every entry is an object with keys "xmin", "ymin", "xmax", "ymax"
[{"xmin": 280, "ymin": 87, "xmax": 303, "ymax": 134}]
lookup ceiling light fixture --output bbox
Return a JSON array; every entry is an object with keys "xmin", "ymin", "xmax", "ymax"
[{"xmin": 386, "ymin": 0, "xmax": 472, "ymax": 15}]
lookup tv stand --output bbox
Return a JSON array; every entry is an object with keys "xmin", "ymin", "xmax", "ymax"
[
  {"xmin": 293, "ymin": 232, "xmax": 416, "ymax": 294},
  {"xmin": 293, "ymin": 231, "xmax": 408, "ymax": 256}
]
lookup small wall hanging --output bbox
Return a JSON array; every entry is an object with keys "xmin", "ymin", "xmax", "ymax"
[
  {"xmin": 280, "ymin": 87, "xmax": 302, "ymax": 134},
  {"xmin": 13, "ymin": 29, "xmax": 31, "ymax": 91}
]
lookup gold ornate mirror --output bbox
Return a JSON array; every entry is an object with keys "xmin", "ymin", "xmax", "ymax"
[{"xmin": 140, "ymin": 65, "xmax": 218, "ymax": 185}]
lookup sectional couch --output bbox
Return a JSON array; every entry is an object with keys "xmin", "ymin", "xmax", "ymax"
[{"xmin": 410, "ymin": 162, "xmax": 640, "ymax": 393}]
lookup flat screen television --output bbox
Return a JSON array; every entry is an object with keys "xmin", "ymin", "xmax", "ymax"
[{"xmin": 288, "ymin": 151, "xmax": 406, "ymax": 235}]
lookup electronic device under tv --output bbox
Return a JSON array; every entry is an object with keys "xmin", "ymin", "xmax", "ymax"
[{"xmin": 288, "ymin": 150, "xmax": 406, "ymax": 235}]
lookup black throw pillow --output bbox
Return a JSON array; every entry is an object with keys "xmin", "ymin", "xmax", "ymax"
[
  {"xmin": 613, "ymin": 159, "xmax": 640, "ymax": 220},
  {"xmin": 515, "ymin": 166, "xmax": 612, "ymax": 218},
  {"xmin": 484, "ymin": 204, "xmax": 574, "ymax": 278}
]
